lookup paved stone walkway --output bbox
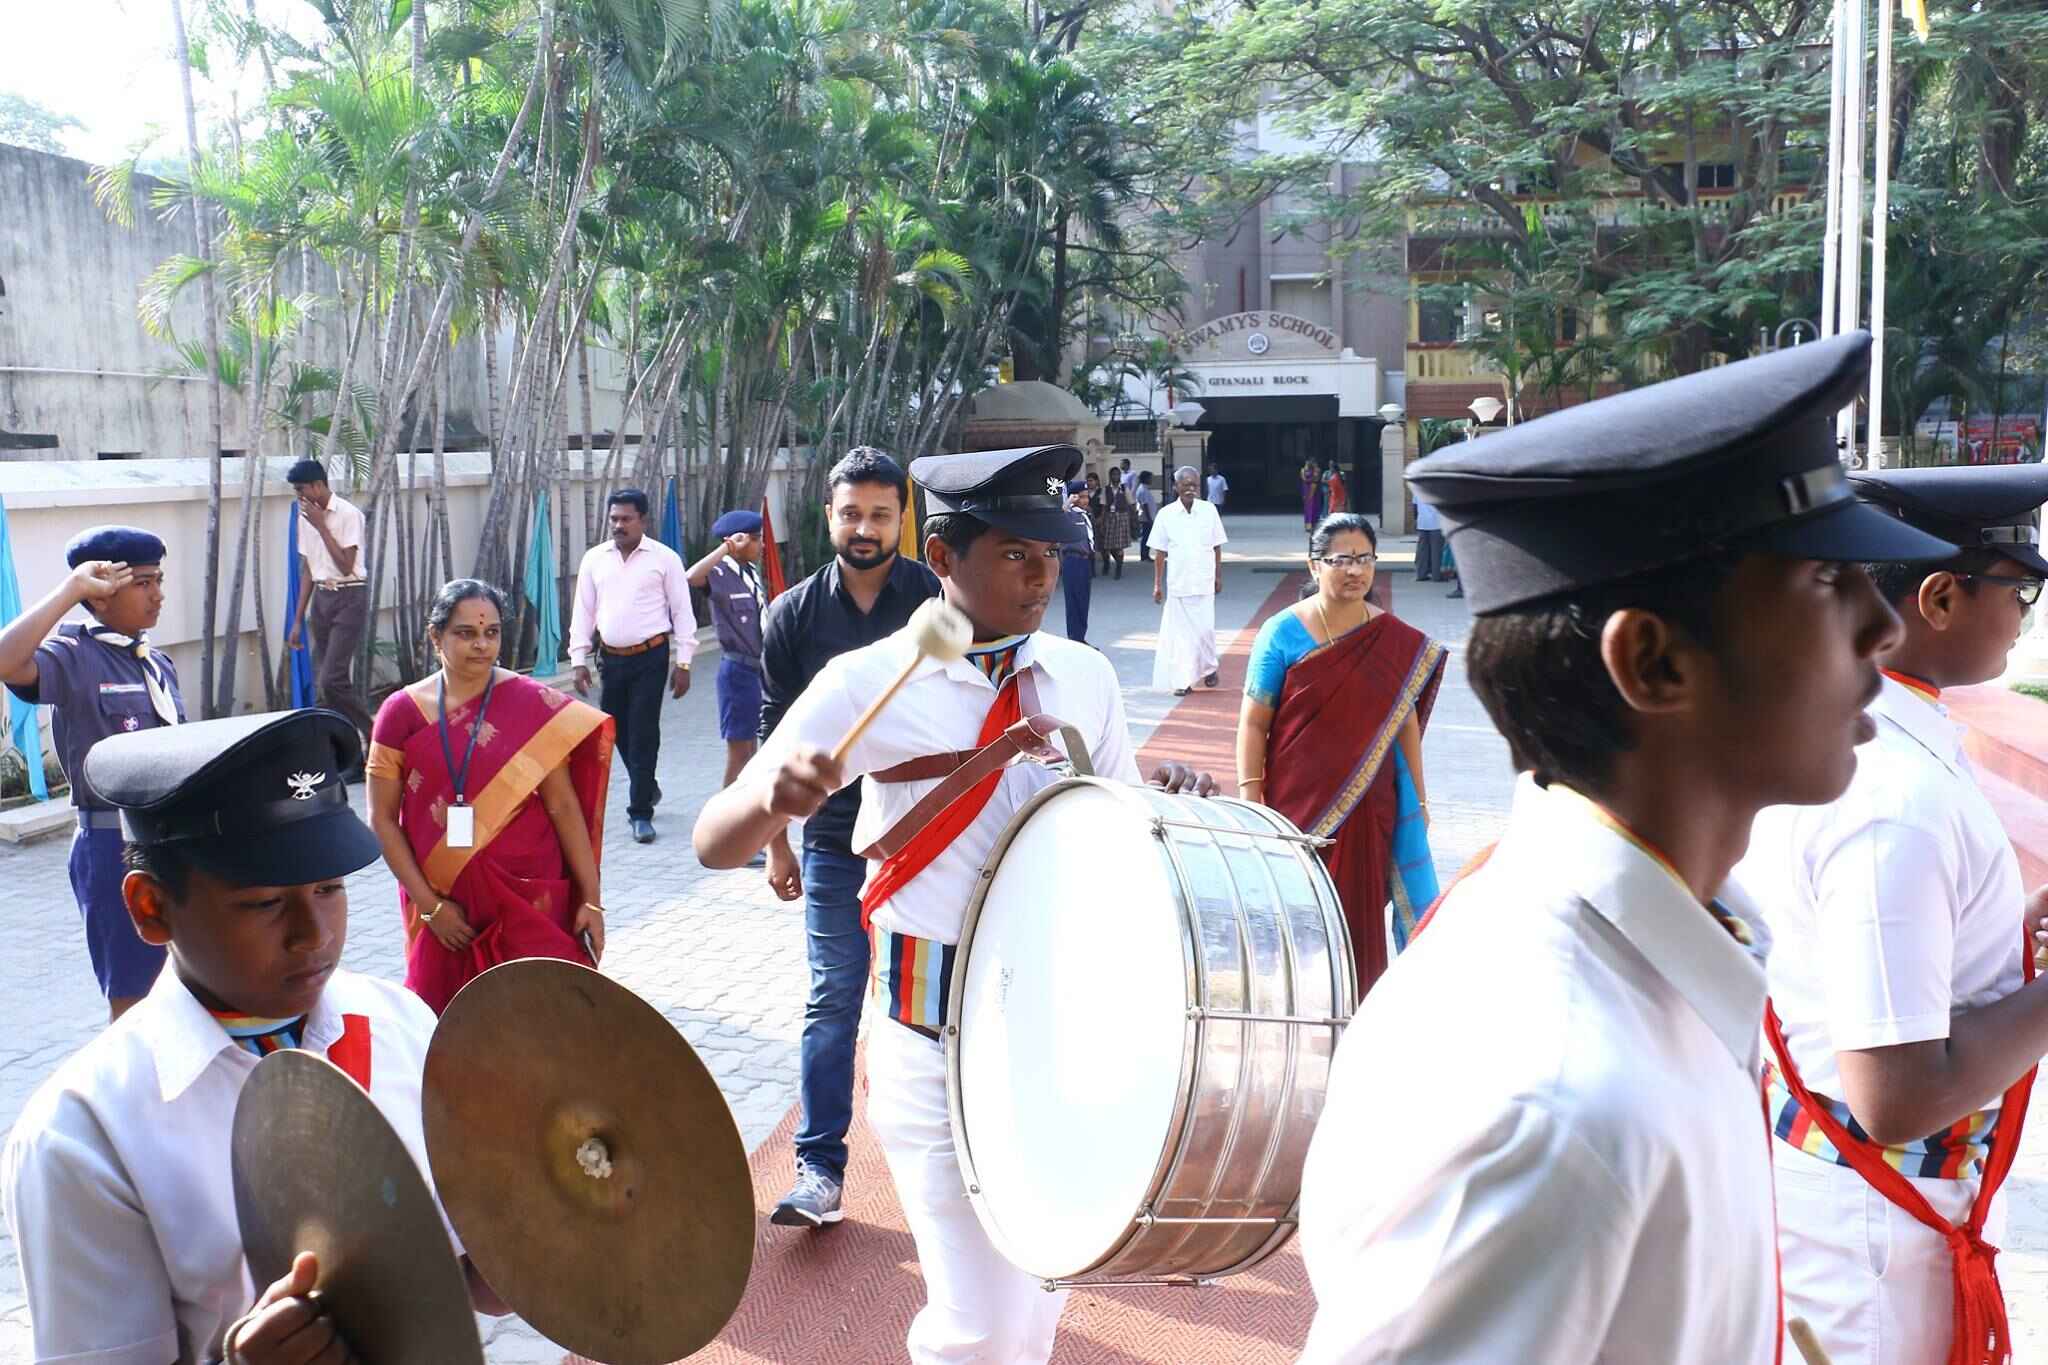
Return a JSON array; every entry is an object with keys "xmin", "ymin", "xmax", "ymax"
[{"xmin": 4, "ymin": 512, "xmax": 2047, "ymax": 1360}]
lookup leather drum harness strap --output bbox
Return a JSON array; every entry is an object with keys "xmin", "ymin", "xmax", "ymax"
[
  {"xmin": 855, "ymin": 665, "xmax": 1093, "ymax": 929},
  {"xmin": 1765, "ymin": 935, "xmax": 2038, "ymax": 1365}
]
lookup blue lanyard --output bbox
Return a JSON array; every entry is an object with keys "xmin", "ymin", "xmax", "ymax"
[{"xmin": 437, "ymin": 669, "xmax": 497, "ymax": 803}]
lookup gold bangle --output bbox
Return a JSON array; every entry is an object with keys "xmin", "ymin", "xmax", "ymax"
[
  {"xmin": 582, "ymin": 902, "xmax": 606, "ymax": 917},
  {"xmin": 1239, "ymin": 773, "xmax": 1264, "ymax": 785},
  {"xmin": 422, "ymin": 899, "xmax": 444, "ymax": 923}
]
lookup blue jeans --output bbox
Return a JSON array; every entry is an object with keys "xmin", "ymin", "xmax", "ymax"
[{"xmin": 795, "ymin": 844, "xmax": 872, "ymax": 1180}]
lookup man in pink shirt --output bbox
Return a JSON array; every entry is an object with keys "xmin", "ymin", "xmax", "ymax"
[{"xmin": 570, "ymin": 488, "xmax": 698, "ymax": 843}]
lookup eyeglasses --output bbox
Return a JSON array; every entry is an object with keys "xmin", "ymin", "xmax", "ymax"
[
  {"xmin": 1313, "ymin": 554, "xmax": 1377, "ymax": 570},
  {"xmin": 1960, "ymin": 573, "xmax": 2046, "ymax": 607}
]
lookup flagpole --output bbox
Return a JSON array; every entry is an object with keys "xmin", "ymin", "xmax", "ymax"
[
  {"xmin": 1834, "ymin": 0, "xmax": 1869, "ymax": 466},
  {"xmin": 1867, "ymin": 0, "xmax": 1896, "ymax": 469},
  {"xmin": 1820, "ymin": 0, "xmax": 1849, "ymax": 343}
]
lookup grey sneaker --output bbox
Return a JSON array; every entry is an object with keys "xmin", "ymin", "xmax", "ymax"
[{"xmin": 771, "ymin": 1166, "xmax": 844, "ymax": 1228}]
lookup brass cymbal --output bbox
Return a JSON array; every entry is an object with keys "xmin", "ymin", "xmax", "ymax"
[
  {"xmin": 232, "ymin": 1049, "xmax": 484, "ymax": 1365},
  {"xmin": 424, "ymin": 959, "xmax": 754, "ymax": 1365}
]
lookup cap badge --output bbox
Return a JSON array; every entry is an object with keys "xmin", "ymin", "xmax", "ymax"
[
  {"xmin": 286, "ymin": 770, "xmax": 326, "ymax": 801},
  {"xmin": 1046, "ymin": 477, "xmax": 1065, "ymax": 499}
]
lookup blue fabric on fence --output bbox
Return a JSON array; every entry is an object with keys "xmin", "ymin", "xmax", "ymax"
[
  {"xmin": 525, "ymin": 490, "xmax": 561, "ymax": 675},
  {"xmin": 0, "ymin": 496, "xmax": 48, "ymax": 798},
  {"xmin": 283, "ymin": 509, "xmax": 315, "ymax": 708},
  {"xmin": 662, "ymin": 475, "xmax": 683, "ymax": 554}
]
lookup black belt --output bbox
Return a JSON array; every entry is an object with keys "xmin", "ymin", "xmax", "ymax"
[
  {"xmin": 722, "ymin": 654, "xmax": 763, "ymax": 670},
  {"xmin": 78, "ymin": 809, "xmax": 123, "ymax": 831}
]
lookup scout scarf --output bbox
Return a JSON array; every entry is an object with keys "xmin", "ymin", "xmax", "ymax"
[
  {"xmin": 213, "ymin": 1008, "xmax": 375, "ymax": 1090},
  {"xmin": 86, "ymin": 626, "xmax": 181, "ymax": 726}
]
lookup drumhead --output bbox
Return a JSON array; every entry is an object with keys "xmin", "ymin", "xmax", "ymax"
[{"xmin": 954, "ymin": 781, "xmax": 1191, "ymax": 1279}]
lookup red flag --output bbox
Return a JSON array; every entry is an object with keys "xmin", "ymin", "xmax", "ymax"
[{"xmin": 760, "ymin": 498, "xmax": 789, "ymax": 601}]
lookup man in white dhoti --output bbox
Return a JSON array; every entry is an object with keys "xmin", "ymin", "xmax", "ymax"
[{"xmin": 1149, "ymin": 465, "xmax": 1228, "ymax": 695}]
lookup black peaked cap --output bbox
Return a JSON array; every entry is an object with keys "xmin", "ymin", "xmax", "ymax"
[
  {"xmin": 1407, "ymin": 332, "xmax": 1956, "ymax": 614},
  {"xmin": 83, "ymin": 709, "xmax": 382, "ymax": 888},
  {"xmin": 1852, "ymin": 463, "xmax": 2048, "ymax": 577},
  {"xmin": 910, "ymin": 445, "xmax": 1089, "ymax": 545}
]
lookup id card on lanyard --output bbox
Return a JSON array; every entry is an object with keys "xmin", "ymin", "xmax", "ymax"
[{"xmin": 439, "ymin": 669, "xmax": 497, "ymax": 849}]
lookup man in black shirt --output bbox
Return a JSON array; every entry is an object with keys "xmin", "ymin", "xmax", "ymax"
[{"xmin": 758, "ymin": 448, "xmax": 940, "ymax": 1229}]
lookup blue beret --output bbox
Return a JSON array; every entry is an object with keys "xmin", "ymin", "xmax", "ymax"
[
  {"xmin": 1065, "ymin": 479, "xmax": 1088, "ymax": 494},
  {"xmin": 712, "ymin": 510, "xmax": 764, "ymax": 538},
  {"xmin": 66, "ymin": 525, "xmax": 166, "ymax": 568}
]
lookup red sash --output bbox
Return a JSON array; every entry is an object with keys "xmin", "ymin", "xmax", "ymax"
[
  {"xmin": 327, "ymin": 1013, "xmax": 374, "ymax": 1091},
  {"xmin": 1764, "ymin": 935, "xmax": 2037, "ymax": 1365},
  {"xmin": 858, "ymin": 675, "xmax": 1022, "ymax": 931}
]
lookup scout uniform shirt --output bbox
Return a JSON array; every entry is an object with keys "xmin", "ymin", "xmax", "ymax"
[
  {"xmin": 1297, "ymin": 777, "xmax": 1780, "ymax": 1363},
  {"xmin": 2, "ymin": 967, "xmax": 452, "ymax": 1364},
  {"xmin": 7, "ymin": 622, "xmax": 186, "ymax": 806},
  {"xmin": 707, "ymin": 556, "xmax": 766, "ymax": 664}
]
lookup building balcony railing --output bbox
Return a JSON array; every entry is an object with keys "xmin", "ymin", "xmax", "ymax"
[
  {"xmin": 1407, "ymin": 347, "xmax": 1495, "ymax": 382},
  {"xmin": 1406, "ymin": 345, "xmax": 1733, "ymax": 384},
  {"xmin": 1408, "ymin": 186, "xmax": 1812, "ymax": 241}
]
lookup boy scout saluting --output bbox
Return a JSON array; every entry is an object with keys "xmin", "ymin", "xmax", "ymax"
[
  {"xmin": 1296, "ymin": 333, "xmax": 1954, "ymax": 1362},
  {"xmin": 2, "ymin": 709, "xmax": 509, "ymax": 1364},
  {"xmin": 0, "ymin": 526, "xmax": 184, "ymax": 1020},
  {"xmin": 1734, "ymin": 462, "xmax": 2048, "ymax": 1365}
]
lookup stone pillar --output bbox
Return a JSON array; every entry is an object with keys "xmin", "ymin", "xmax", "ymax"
[{"xmin": 1380, "ymin": 423, "xmax": 1410, "ymax": 534}]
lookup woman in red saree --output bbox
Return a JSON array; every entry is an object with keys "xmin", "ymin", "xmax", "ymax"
[
  {"xmin": 366, "ymin": 579, "xmax": 615, "ymax": 1013},
  {"xmin": 1236, "ymin": 513, "xmax": 1446, "ymax": 995}
]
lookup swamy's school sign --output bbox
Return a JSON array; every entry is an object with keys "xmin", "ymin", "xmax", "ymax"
[{"xmin": 1176, "ymin": 311, "xmax": 1341, "ymax": 362}]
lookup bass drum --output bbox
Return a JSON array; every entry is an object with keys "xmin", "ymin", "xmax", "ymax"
[{"xmin": 946, "ymin": 776, "xmax": 1354, "ymax": 1286}]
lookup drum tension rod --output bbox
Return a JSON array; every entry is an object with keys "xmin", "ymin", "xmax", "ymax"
[
  {"xmin": 1041, "ymin": 1276, "xmax": 1220, "ymax": 1292},
  {"xmin": 1146, "ymin": 816, "xmax": 1333, "ymax": 849},
  {"xmin": 1186, "ymin": 1006, "xmax": 1352, "ymax": 1028},
  {"xmin": 1138, "ymin": 1211, "xmax": 1296, "ymax": 1227}
]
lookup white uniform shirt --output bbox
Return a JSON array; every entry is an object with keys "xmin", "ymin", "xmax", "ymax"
[
  {"xmin": 1733, "ymin": 675, "xmax": 2025, "ymax": 1105},
  {"xmin": 1205, "ymin": 472, "xmax": 1228, "ymax": 504},
  {"xmin": 296, "ymin": 494, "xmax": 365, "ymax": 584},
  {"xmin": 1299, "ymin": 777, "xmax": 1779, "ymax": 1364},
  {"xmin": 744, "ymin": 630, "xmax": 1141, "ymax": 944},
  {"xmin": 3, "ymin": 968, "xmax": 451, "ymax": 1365},
  {"xmin": 1145, "ymin": 498, "xmax": 1227, "ymax": 599}
]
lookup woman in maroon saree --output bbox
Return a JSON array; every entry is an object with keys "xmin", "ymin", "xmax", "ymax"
[
  {"xmin": 1237, "ymin": 514, "xmax": 1446, "ymax": 995},
  {"xmin": 366, "ymin": 579, "xmax": 614, "ymax": 1012}
]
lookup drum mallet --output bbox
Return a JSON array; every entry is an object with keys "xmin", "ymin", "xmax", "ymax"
[
  {"xmin": 1788, "ymin": 1318, "xmax": 1833, "ymax": 1365},
  {"xmin": 831, "ymin": 598, "xmax": 973, "ymax": 764}
]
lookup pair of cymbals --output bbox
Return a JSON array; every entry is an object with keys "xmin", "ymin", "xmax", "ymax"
[{"xmin": 233, "ymin": 960, "xmax": 754, "ymax": 1364}]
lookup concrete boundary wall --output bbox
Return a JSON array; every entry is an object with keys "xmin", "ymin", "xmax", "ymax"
[{"xmin": 0, "ymin": 453, "xmax": 801, "ymax": 746}]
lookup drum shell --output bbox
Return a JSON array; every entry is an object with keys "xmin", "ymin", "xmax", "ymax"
[{"xmin": 947, "ymin": 777, "xmax": 1355, "ymax": 1284}]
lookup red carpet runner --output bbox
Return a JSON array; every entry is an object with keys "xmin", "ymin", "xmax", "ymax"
[{"xmin": 573, "ymin": 574, "xmax": 1314, "ymax": 1364}]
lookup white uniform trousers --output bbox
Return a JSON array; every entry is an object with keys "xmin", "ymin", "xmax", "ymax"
[
  {"xmin": 865, "ymin": 1014, "xmax": 1069, "ymax": 1363},
  {"xmin": 1150, "ymin": 592, "xmax": 1218, "ymax": 692},
  {"xmin": 1774, "ymin": 1142, "xmax": 2004, "ymax": 1365}
]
